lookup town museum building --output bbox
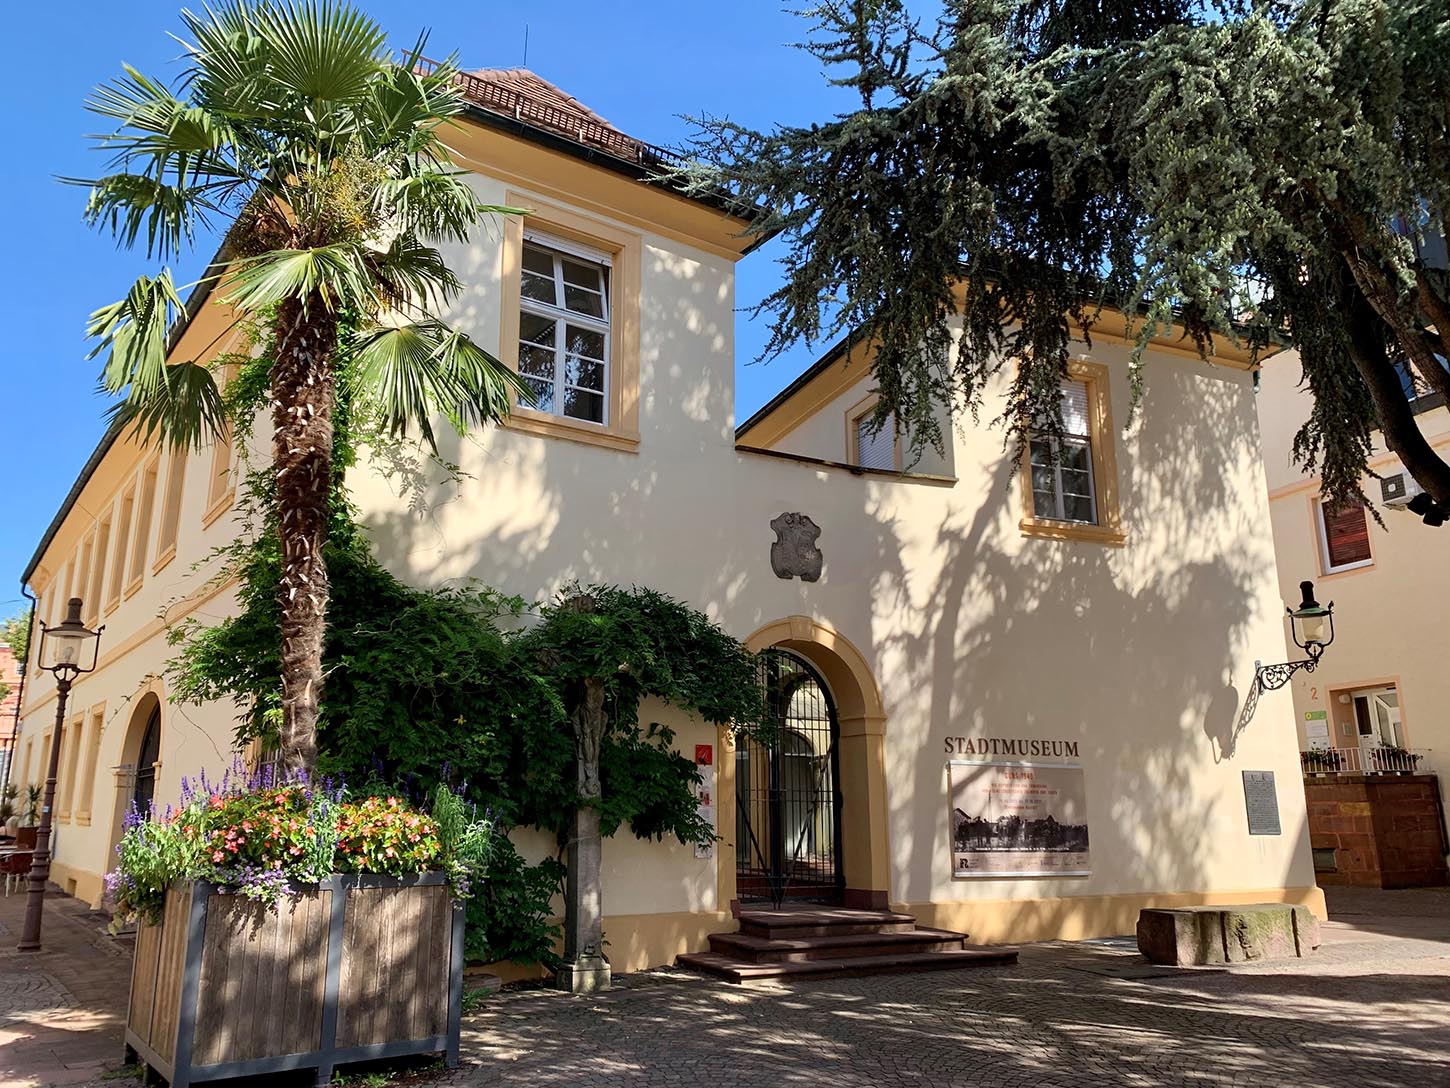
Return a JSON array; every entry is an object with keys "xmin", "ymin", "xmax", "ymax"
[{"xmin": 13, "ymin": 69, "xmax": 1322, "ymax": 973}]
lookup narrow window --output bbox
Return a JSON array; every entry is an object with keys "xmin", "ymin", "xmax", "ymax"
[
  {"xmin": 58, "ymin": 717, "xmax": 82, "ymax": 819},
  {"xmin": 77, "ymin": 706, "xmax": 105, "ymax": 818},
  {"xmin": 109, "ymin": 486, "xmax": 135, "ymax": 609},
  {"xmin": 75, "ymin": 533, "xmax": 95, "ymax": 619},
  {"xmin": 1029, "ymin": 380, "xmax": 1098, "ymax": 524},
  {"xmin": 1318, "ymin": 499, "xmax": 1372, "ymax": 573},
  {"xmin": 130, "ymin": 461, "xmax": 159, "ymax": 587},
  {"xmin": 87, "ymin": 515, "xmax": 110, "ymax": 624},
  {"xmin": 853, "ymin": 408, "xmax": 898, "ymax": 471},
  {"xmin": 156, "ymin": 449, "xmax": 187, "ymax": 562},
  {"xmin": 57, "ymin": 559, "xmax": 75, "ymax": 625},
  {"xmin": 517, "ymin": 236, "xmax": 611, "ymax": 425},
  {"xmin": 206, "ymin": 426, "xmax": 234, "ymax": 514}
]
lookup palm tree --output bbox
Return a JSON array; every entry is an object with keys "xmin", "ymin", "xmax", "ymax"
[{"xmin": 81, "ymin": 1, "xmax": 529, "ymax": 775}]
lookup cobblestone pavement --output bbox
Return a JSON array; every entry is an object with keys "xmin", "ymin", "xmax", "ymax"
[
  {"xmin": 0, "ymin": 887, "xmax": 135, "ymax": 1088},
  {"xmin": 452, "ymin": 888, "xmax": 1450, "ymax": 1088},
  {"xmin": 2, "ymin": 886, "xmax": 1447, "ymax": 1087}
]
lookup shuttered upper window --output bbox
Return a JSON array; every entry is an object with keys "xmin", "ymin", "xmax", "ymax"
[
  {"xmin": 1318, "ymin": 499, "xmax": 1372, "ymax": 573},
  {"xmin": 853, "ymin": 409, "xmax": 898, "ymax": 471}
]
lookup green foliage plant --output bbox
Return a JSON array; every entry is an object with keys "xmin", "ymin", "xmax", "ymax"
[
  {"xmin": 683, "ymin": 0, "xmax": 1450, "ymax": 524},
  {"xmin": 79, "ymin": 0, "xmax": 534, "ymax": 778}
]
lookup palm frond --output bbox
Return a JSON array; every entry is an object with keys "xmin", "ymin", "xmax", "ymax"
[
  {"xmin": 377, "ymin": 171, "xmax": 522, "ymax": 246},
  {"xmin": 366, "ymin": 235, "xmax": 461, "ymax": 309},
  {"xmin": 251, "ymin": 0, "xmax": 389, "ymax": 107},
  {"xmin": 88, "ymin": 271, "xmax": 228, "ymax": 450},
  {"xmin": 106, "ymin": 360, "xmax": 228, "ymax": 452},
  {"xmin": 88, "ymin": 271, "xmax": 190, "ymax": 395},
  {"xmin": 345, "ymin": 320, "xmax": 532, "ymax": 452},
  {"xmin": 365, "ymin": 46, "xmax": 467, "ymax": 155},
  {"xmin": 79, "ymin": 173, "xmax": 216, "ymax": 260},
  {"xmin": 223, "ymin": 243, "xmax": 375, "ymax": 313}
]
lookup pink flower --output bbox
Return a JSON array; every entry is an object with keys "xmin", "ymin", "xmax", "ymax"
[{"xmin": 212, "ymin": 851, "xmax": 224, "ymax": 862}]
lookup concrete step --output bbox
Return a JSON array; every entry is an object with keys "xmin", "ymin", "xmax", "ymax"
[
  {"xmin": 677, "ymin": 946, "xmax": 1018, "ymax": 984},
  {"xmin": 709, "ymin": 927, "xmax": 968, "ymax": 963},
  {"xmin": 736, "ymin": 908, "xmax": 919, "ymax": 940}
]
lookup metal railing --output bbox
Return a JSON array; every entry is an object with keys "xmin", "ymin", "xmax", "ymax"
[
  {"xmin": 415, "ymin": 57, "xmax": 680, "ymax": 168},
  {"xmin": 1300, "ymin": 746, "xmax": 1434, "ymax": 776}
]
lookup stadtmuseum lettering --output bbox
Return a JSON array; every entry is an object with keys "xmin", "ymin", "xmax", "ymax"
[{"xmin": 944, "ymin": 737, "xmax": 1080, "ymax": 759}]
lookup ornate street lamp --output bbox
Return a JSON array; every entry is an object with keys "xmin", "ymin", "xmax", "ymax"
[
  {"xmin": 18, "ymin": 598, "xmax": 102, "ymax": 952},
  {"xmin": 1236, "ymin": 581, "xmax": 1335, "ymax": 730}
]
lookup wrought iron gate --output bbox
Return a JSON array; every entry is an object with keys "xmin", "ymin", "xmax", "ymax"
[{"xmin": 736, "ymin": 649, "xmax": 844, "ymax": 906}]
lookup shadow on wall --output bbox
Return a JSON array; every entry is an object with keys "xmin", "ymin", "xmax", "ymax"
[
  {"xmin": 354, "ymin": 243, "xmax": 1308, "ymax": 921},
  {"xmin": 871, "ymin": 359, "xmax": 1298, "ymax": 908}
]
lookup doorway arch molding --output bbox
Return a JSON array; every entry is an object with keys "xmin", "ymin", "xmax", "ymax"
[{"xmin": 722, "ymin": 615, "xmax": 891, "ymax": 910}]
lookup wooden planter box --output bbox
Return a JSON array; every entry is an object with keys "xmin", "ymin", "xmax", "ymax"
[{"xmin": 125, "ymin": 873, "xmax": 463, "ymax": 1088}]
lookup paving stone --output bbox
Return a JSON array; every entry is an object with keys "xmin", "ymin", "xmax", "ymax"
[{"xmin": 4, "ymin": 885, "xmax": 1449, "ymax": 1088}]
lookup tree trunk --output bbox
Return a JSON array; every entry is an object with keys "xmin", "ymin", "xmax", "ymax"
[
  {"xmin": 558, "ymin": 674, "xmax": 611, "ymax": 993},
  {"xmin": 270, "ymin": 293, "xmax": 339, "ymax": 777},
  {"xmin": 1337, "ymin": 245, "xmax": 1450, "ymax": 515}
]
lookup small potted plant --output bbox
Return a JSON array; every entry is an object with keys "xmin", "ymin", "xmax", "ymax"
[
  {"xmin": 1300, "ymin": 749, "xmax": 1343, "ymax": 775},
  {"xmin": 1371, "ymin": 744, "xmax": 1422, "ymax": 774},
  {"xmin": 111, "ymin": 764, "xmax": 492, "ymax": 1088}
]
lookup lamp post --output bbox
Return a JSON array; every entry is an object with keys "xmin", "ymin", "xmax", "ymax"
[{"xmin": 17, "ymin": 598, "xmax": 102, "ymax": 953}]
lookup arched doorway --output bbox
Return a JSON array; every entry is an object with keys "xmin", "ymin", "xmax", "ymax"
[
  {"xmin": 132, "ymin": 703, "xmax": 161, "ymax": 817},
  {"xmin": 735, "ymin": 650, "xmax": 844, "ymax": 905},
  {"xmin": 730, "ymin": 617, "xmax": 891, "ymax": 911}
]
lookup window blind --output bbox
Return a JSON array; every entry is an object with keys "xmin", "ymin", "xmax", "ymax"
[
  {"xmin": 1322, "ymin": 501, "xmax": 1371, "ymax": 569},
  {"xmin": 1059, "ymin": 380, "xmax": 1091, "ymax": 436},
  {"xmin": 523, "ymin": 229, "xmax": 613, "ymax": 267},
  {"xmin": 856, "ymin": 411, "xmax": 897, "ymax": 471}
]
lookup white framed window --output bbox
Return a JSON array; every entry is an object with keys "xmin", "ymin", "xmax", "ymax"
[
  {"xmin": 1029, "ymin": 380, "xmax": 1097, "ymax": 525},
  {"xmin": 852, "ymin": 408, "xmax": 898, "ymax": 471},
  {"xmin": 516, "ymin": 235, "xmax": 611, "ymax": 426},
  {"xmin": 1316, "ymin": 499, "xmax": 1372, "ymax": 573}
]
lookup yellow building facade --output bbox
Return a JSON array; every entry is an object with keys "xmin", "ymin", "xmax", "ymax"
[
  {"xmin": 1256, "ymin": 350, "xmax": 1450, "ymax": 797},
  {"xmin": 16, "ymin": 70, "xmax": 1321, "ymax": 972}
]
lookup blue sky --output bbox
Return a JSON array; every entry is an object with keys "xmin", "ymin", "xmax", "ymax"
[{"xmin": 0, "ymin": 1, "xmax": 870, "ymax": 613}]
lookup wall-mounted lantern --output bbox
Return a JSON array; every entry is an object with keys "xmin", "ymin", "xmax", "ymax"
[{"xmin": 1237, "ymin": 581, "xmax": 1336, "ymax": 730}]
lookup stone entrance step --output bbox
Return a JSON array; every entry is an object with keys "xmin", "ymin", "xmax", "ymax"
[{"xmin": 678, "ymin": 906, "xmax": 1018, "ymax": 983}]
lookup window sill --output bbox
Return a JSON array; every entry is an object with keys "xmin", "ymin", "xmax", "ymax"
[
  {"xmin": 1019, "ymin": 516, "xmax": 1127, "ymax": 546},
  {"xmin": 104, "ymin": 597, "xmax": 122, "ymax": 617},
  {"xmin": 1318, "ymin": 560, "xmax": 1374, "ymax": 580},
  {"xmin": 201, "ymin": 491, "xmax": 236, "ymax": 529},
  {"xmin": 123, "ymin": 576, "xmax": 145, "ymax": 601},
  {"xmin": 152, "ymin": 544, "xmax": 177, "ymax": 575},
  {"xmin": 504, "ymin": 408, "xmax": 640, "ymax": 453},
  {"xmin": 76, "ymin": 813, "xmax": 91, "ymax": 827}
]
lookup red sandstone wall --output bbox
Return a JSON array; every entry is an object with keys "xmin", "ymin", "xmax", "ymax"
[{"xmin": 1305, "ymin": 775, "xmax": 1449, "ymax": 889}]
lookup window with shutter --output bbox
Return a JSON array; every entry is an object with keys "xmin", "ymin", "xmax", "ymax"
[
  {"xmin": 1318, "ymin": 500, "xmax": 1372, "ymax": 572},
  {"xmin": 854, "ymin": 410, "xmax": 897, "ymax": 471}
]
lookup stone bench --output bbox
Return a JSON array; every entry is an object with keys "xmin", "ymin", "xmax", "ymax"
[{"xmin": 1136, "ymin": 904, "xmax": 1321, "ymax": 966}]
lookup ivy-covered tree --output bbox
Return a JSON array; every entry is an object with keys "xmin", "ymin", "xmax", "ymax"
[
  {"xmin": 518, "ymin": 587, "xmax": 762, "ymax": 993},
  {"xmin": 685, "ymin": 0, "xmax": 1450, "ymax": 524},
  {"xmin": 82, "ymin": 1, "xmax": 529, "ymax": 778}
]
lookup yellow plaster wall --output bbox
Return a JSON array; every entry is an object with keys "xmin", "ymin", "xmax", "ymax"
[
  {"xmin": 20, "ymin": 119, "xmax": 1317, "ymax": 958},
  {"xmin": 1256, "ymin": 351, "xmax": 1450, "ymax": 772}
]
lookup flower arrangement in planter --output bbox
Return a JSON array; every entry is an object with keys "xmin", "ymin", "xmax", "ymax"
[
  {"xmin": 1371, "ymin": 744, "xmax": 1423, "ymax": 774},
  {"xmin": 111, "ymin": 764, "xmax": 492, "ymax": 1088}
]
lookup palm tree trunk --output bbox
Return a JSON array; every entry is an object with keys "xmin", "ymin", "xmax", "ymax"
[{"xmin": 271, "ymin": 293, "xmax": 338, "ymax": 777}]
